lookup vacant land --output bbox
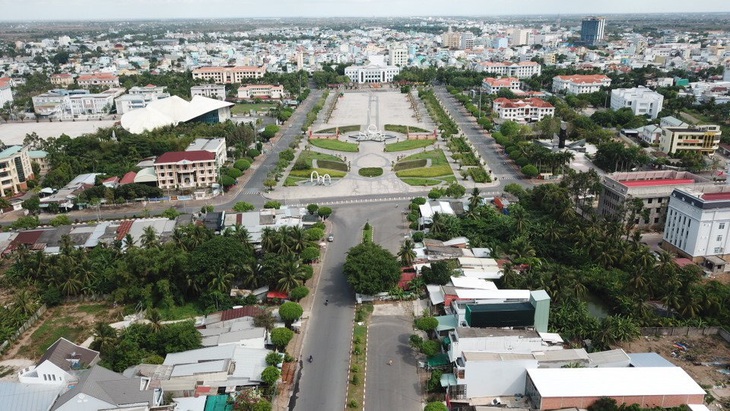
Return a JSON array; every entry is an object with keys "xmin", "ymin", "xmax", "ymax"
[{"xmin": 308, "ymin": 139, "xmax": 359, "ymax": 152}]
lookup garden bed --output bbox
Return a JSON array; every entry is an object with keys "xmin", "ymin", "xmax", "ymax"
[
  {"xmin": 384, "ymin": 140, "xmax": 435, "ymax": 152},
  {"xmin": 384, "ymin": 124, "xmax": 430, "ymax": 134},
  {"xmin": 309, "ymin": 139, "xmax": 359, "ymax": 152},
  {"xmin": 358, "ymin": 168, "xmax": 383, "ymax": 177},
  {"xmin": 315, "ymin": 125, "xmax": 361, "ymax": 134},
  {"xmin": 393, "ymin": 159, "xmax": 428, "ymax": 171}
]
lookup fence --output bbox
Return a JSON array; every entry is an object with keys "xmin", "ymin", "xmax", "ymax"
[
  {"xmin": 0, "ymin": 304, "xmax": 47, "ymax": 353},
  {"xmin": 640, "ymin": 326, "xmax": 730, "ymax": 343}
]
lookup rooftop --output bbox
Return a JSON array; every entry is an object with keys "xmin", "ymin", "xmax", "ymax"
[
  {"xmin": 155, "ymin": 150, "xmax": 215, "ymax": 164},
  {"xmin": 621, "ymin": 178, "xmax": 696, "ymax": 187}
]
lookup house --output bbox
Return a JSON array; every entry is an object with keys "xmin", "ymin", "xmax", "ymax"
[
  {"xmin": 76, "ymin": 73, "xmax": 120, "ymax": 89},
  {"xmin": 223, "ymin": 206, "xmax": 308, "ymax": 244},
  {"xmin": 51, "ymin": 365, "xmax": 163, "ymax": 411},
  {"xmin": 552, "ymin": 74, "xmax": 612, "ymax": 95},
  {"xmin": 0, "ymin": 145, "xmax": 35, "ymax": 195},
  {"xmin": 154, "ymin": 150, "xmax": 217, "ymax": 191},
  {"xmin": 610, "ymin": 87, "xmax": 664, "ymax": 119},
  {"xmin": 186, "ymin": 138, "xmax": 227, "ymax": 169},
  {"xmin": 482, "ymin": 77, "xmax": 521, "ymax": 94},
  {"xmin": 18, "ymin": 337, "xmax": 100, "ymax": 386},
  {"xmin": 0, "ymin": 77, "xmax": 13, "ymax": 107},
  {"xmin": 492, "ymin": 97, "xmax": 555, "ymax": 122},
  {"xmin": 190, "ymin": 84, "xmax": 227, "ymax": 101},
  {"xmin": 237, "ymin": 84, "xmax": 284, "ymax": 100},
  {"xmin": 0, "ymin": 382, "xmax": 63, "ymax": 411}
]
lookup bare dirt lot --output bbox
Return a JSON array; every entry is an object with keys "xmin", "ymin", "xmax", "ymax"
[{"xmin": 617, "ymin": 334, "xmax": 730, "ymax": 402}]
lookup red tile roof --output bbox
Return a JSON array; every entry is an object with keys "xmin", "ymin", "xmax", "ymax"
[
  {"xmin": 494, "ymin": 97, "xmax": 554, "ymax": 109},
  {"xmin": 155, "ymin": 150, "xmax": 215, "ymax": 164},
  {"xmin": 0, "ymin": 77, "xmax": 11, "ymax": 88},
  {"xmin": 119, "ymin": 171, "xmax": 137, "ymax": 185},
  {"xmin": 399, "ymin": 272, "xmax": 417, "ymax": 290},
  {"xmin": 219, "ymin": 306, "xmax": 265, "ymax": 322},
  {"xmin": 484, "ymin": 77, "xmax": 520, "ymax": 86},
  {"xmin": 701, "ymin": 192, "xmax": 730, "ymax": 201},
  {"xmin": 116, "ymin": 220, "xmax": 133, "ymax": 241},
  {"xmin": 77, "ymin": 73, "xmax": 119, "ymax": 81},
  {"xmin": 555, "ymin": 74, "xmax": 611, "ymax": 84},
  {"xmin": 267, "ymin": 291, "xmax": 289, "ymax": 300}
]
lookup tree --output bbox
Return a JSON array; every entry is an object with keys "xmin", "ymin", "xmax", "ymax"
[
  {"xmin": 234, "ymin": 201, "xmax": 255, "ymax": 212},
  {"xmin": 424, "ymin": 403, "xmax": 448, "ymax": 411},
  {"xmin": 50, "ymin": 215, "xmax": 72, "ymax": 227},
  {"xmin": 264, "ymin": 201, "xmax": 281, "ymax": 209},
  {"xmin": 266, "ymin": 352, "xmax": 283, "ymax": 366},
  {"xmin": 300, "ymin": 246, "xmax": 320, "ymax": 263},
  {"xmin": 289, "ymin": 286, "xmax": 309, "ymax": 302},
  {"xmin": 270, "ymin": 327, "xmax": 294, "ymax": 351},
  {"xmin": 317, "ymin": 206, "xmax": 332, "ymax": 220},
  {"xmin": 260, "ymin": 366, "xmax": 281, "ymax": 386},
  {"xmin": 344, "ymin": 242, "xmax": 401, "ymax": 295},
  {"xmin": 415, "ymin": 316, "xmax": 439, "ymax": 332},
  {"xmin": 421, "ymin": 340, "xmax": 441, "ymax": 357},
  {"xmin": 397, "ymin": 239, "xmax": 417, "ymax": 267},
  {"xmin": 234, "ymin": 159, "xmax": 251, "ymax": 171},
  {"xmin": 279, "ymin": 302, "xmax": 303, "ymax": 327},
  {"xmin": 260, "ymin": 124, "xmax": 280, "ymax": 140},
  {"xmin": 21, "ymin": 195, "xmax": 40, "ymax": 214},
  {"xmin": 521, "ymin": 164, "xmax": 539, "ymax": 178},
  {"xmin": 307, "ymin": 203, "xmax": 319, "ymax": 215},
  {"xmin": 421, "ymin": 261, "xmax": 452, "ymax": 285},
  {"xmin": 11, "ymin": 215, "xmax": 40, "ymax": 230},
  {"xmin": 220, "ymin": 175, "xmax": 236, "ymax": 188}
]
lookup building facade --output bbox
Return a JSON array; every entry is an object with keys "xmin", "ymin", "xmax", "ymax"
[
  {"xmin": 186, "ymin": 138, "xmax": 227, "ymax": 169},
  {"xmin": 581, "ymin": 16, "xmax": 606, "ymax": 46},
  {"xmin": 552, "ymin": 74, "xmax": 612, "ymax": 95},
  {"xmin": 493, "ymin": 97, "xmax": 555, "ymax": 122},
  {"xmin": 344, "ymin": 64, "xmax": 400, "ymax": 84},
  {"xmin": 68, "ymin": 88, "xmax": 125, "ymax": 117},
  {"xmin": 237, "ymin": 84, "xmax": 284, "ymax": 100},
  {"xmin": 191, "ymin": 84, "xmax": 227, "ymax": 100},
  {"xmin": 598, "ymin": 170, "xmax": 710, "ymax": 229},
  {"xmin": 114, "ymin": 85, "xmax": 170, "ymax": 115},
  {"xmin": 192, "ymin": 66, "xmax": 266, "ymax": 84},
  {"xmin": 479, "ymin": 61, "xmax": 542, "ymax": 79},
  {"xmin": 663, "ymin": 187, "xmax": 730, "ymax": 261},
  {"xmin": 76, "ymin": 73, "xmax": 120, "ymax": 89},
  {"xmin": 0, "ymin": 77, "xmax": 13, "ymax": 107},
  {"xmin": 0, "ymin": 146, "xmax": 34, "ymax": 195},
  {"xmin": 659, "ymin": 124, "xmax": 722, "ymax": 156},
  {"xmin": 154, "ymin": 151, "xmax": 218, "ymax": 190},
  {"xmin": 611, "ymin": 87, "xmax": 664, "ymax": 119},
  {"xmin": 50, "ymin": 73, "xmax": 74, "ymax": 87},
  {"xmin": 388, "ymin": 45, "xmax": 409, "ymax": 67},
  {"xmin": 482, "ymin": 77, "xmax": 522, "ymax": 94}
]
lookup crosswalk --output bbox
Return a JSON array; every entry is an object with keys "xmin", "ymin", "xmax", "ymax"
[{"xmin": 241, "ymin": 189, "xmax": 260, "ymax": 195}]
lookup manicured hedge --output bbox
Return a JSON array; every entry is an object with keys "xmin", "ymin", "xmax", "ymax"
[
  {"xmin": 358, "ymin": 167, "xmax": 383, "ymax": 177},
  {"xmin": 317, "ymin": 160, "xmax": 348, "ymax": 172},
  {"xmin": 393, "ymin": 159, "xmax": 428, "ymax": 171}
]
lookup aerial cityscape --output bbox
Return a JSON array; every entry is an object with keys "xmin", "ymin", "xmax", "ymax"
[{"xmin": 0, "ymin": 3, "xmax": 730, "ymax": 411}]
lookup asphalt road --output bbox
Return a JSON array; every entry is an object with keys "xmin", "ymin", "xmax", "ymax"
[
  {"xmin": 293, "ymin": 200, "xmax": 407, "ymax": 411},
  {"xmin": 365, "ymin": 314, "xmax": 422, "ymax": 411},
  {"xmin": 433, "ymin": 86, "xmax": 532, "ymax": 189}
]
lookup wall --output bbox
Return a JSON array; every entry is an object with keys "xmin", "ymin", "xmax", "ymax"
[{"xmin": 0, "ymin": 304, "xmax": 47, "ymax": 353}]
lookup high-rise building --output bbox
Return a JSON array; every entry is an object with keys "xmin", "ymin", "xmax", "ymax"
[
  {"xmin": 581, "ymin": 17, "xmax": 606, "ymax": 46},
  {"xmin": 388, "ymin": 45, "xmax": 408, "ymax": 67},
  {"xmin": 460, "ymin": 32, "xmax": 475, "ymax": 50},
  {"xmin": 442, "ymin": 28, "xmax": 462, "ymax": 49}
]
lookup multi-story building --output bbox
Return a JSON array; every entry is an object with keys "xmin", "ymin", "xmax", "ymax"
[
  {"xmin": 237, "ymin": 84, "xmax": 284, "ymax": 100},
  {"xmin": 479, "ymin": 61, "xmax": 542, "ymax": 79},
  {"xmin": 0, "ymin": 77, "xmax": 13, "ymax": 108},
  {"xmin": 154, "ymin": 151, "xmax": 218, "ymax": 190},
  {"xmin": 68, "ymin": 88, "xmax": 125, "ymax": 117},
  {"xmin": 659, "ymin": 124, "xmax": 722, "ymax": 156},
  {"xmin": 581, "ymin": 16, "xmax": 606, "ymax": 46},
  {"xmin": 186, "ymin": 138, "xmax": 227, "ymax": 169},
  {"xmin": 76, "ymin": 73, "xmax": 120, "ymax": 89},
  {"xmin": 598, "ymin": 170, "xmax": 710, "ymax": 229},
  {"xmin": 50, "ymin": 73, "xmax": 74, "ymax": 87},
  {"xmin": 0, "ymin": 146, "xmax": 34, "ymax": 195},
  {"xmin": 460, "ymin": 32, "xmax": 475, "ymax": 50},
  {"xmin": 388, "ymin": 45, "xmax": 408, "ymax": 67},
  {"xmin": 344, "ymin": 64, "xmax": 400, "ymax": 84},
  {"xmin": 663, "ymin": 186, "xmax": 730, "ymax": 263},
  {"xmin": 492, "ymin": 97, "xmax": 555, "ymax": 122},
  {"xmin": 482, "ymin": 77, "xmax": 521, "ymax": 94},
  {"xmin": 32, "ymin": 89, "xmax": 72, "ymax": 118},
  {"xmin": 114, "ymin": 85, "xmax": 170, "ymax": 115},
  {"xmin": 191, "ymin": 84, "xmax": 227, "ymax": 100},
  {"xmin": 610, "ymin": 87, "xmax": 664, "ymax": 119},
  {"xmin": 552, "ymin": 74, "xmax": 612, "ymax": 95},
  {"xmin": 511, "ymin": 29, "xmax": 531, "ymax": 46},
  {"xmin": 192, "ymin": 66, "xmax": 266, "ymax": 84},
  {"xmin": 442, "ymin": 28, "xmax": 461, "ymax": 49}
]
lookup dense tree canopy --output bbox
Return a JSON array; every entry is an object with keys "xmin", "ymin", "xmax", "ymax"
[{"xmin": 344, "ymin": 242, "xmax": 401, "ymax": 295}]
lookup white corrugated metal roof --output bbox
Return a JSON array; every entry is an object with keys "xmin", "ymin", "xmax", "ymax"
[
  {"xmin": 526, "ymin": 367, "xmax": 705, "ymax": 397},
  {"xmin": 450, "ymin": 277, "xmax": 497, "ymax": 290},
  {"xmin": 454, "ymin": 289, "xmax": 530, "ymax": 300},
  {"xmin": 427, "ymin": 284, "xmax": 445, "ymax": 305},
  {"xmin": 460, "ymin": 269, "xmax": 503, "ymax": 280}
]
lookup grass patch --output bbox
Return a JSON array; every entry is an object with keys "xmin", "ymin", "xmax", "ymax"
[
  {"xmin": 18, "ymin": 315, "xmax": 82, "ymax": 358},
  {"xmin": 315, "ymin": 125, "xmax": 361, "ymax": 134},
  {"xmin": 289, "ymin": 168, "xmax": 347, "ymax": 178},
  {"xmin": 298, "ymin": 151, "xmax": 344, "ymax": 167},
  {"xmin": 309, "ymin": 139, "xmax": 359, "ymax": 152},
  {"xmin": 285, "ymin": 177, "xmax": 305, "ymax": 186},
  {"xmin": 399, "ymin": 149, "xmax": 448, "ymax": 166},
  {"xmin": 76, "ymin": 304, "xmax": 110, "ymax": 315},
  {"xmin": 401, "ymin": 178, "xmax": 443, "ymax": 186},
  {"xmin": 396, "ymin": 165, "xmax": 453, "ymax": 178},
  {"xmin": 159, "ymin": 303, "xmax": 203, "ymax": 321},
  {"xmin": 318, "ymin": 160, "xmax": 349, "ymax": 172},
  {"xmin": 231, "ymin": 103, "xmax": 277, "ymax": 115},
  {"xmin": 384, "ymin": 139, "xmax": 435, "ymax": 152},
  {"xmin": 393, "ymin": 159, "xmax": 427, "ymax": 171},
  {"xmin": 467, "ymin": 167, "xmax": 491, "ymax": 183},
  {"xmin": 358, "ymin": 167, "xmax": 383, "ymax": 177},
  {"xmin": 384, "ymin": 124, "xmax": 430, "ymax": 134}
]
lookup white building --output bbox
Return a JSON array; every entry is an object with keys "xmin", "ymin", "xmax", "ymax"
[
  {"xmin": 191, "ymin": 84, "xmax": 227, "ymax": 100},
  {"xmin": 388, "ymin": 45, "xmax": 409, "ymax": 67},
  {"xmin": 237, "ymin": 84, "xmax": 284, "ymax": 100},
  {"xmin": 552, "ymin": 74, "xmax": 612, "ymax": 95},
  {"xmin": 663, "ymin": 187, "xmax": 730, "ymax": 262},
  {"xmin": 345, "ymin": 63, "xmax": 400, "ymax": 84},
  {"xmin": 186, "ymin": 137, "xmax": 227, "ymax": 169},
  {"xmin": 659, "ymin": 124, "xmax": 722, "ymax": 155},
  {"xmin": 0, "ymin": 145, "xmax": 34, "ymax": 195},
  {"xmin": 67, "ymin": 88, "xmax": 125, "ymax": 117},
  {"xmin": 0, "ymin": 77, "xmax": 13, "ymax": 107},
  {"xmin": 493, "ymin": 97, "xmax": 555, "ymax": 122},
  {"xmin": 610, "ymin": 87, "xmax": 664, "ymax": 119},
  {"xmin": 511, "ymin": 29, "xmax": 531, "ymax": 46},
  {"xmin": 114, "ymin": 85, "xmax": 170, "ymax": 115},
  {"xmin": 478, "ymin": 61, "xmax": 542, "ymax": 79},
  {"xmin": 18, "ymin": 337, "xmax": 100, "ymax": 386},
  {"xmin": 482, "ymin": 77, "xmax": 522, "ymax": 94},
  {"xmin": 76, "ymin": 73, "xmax": 120, "ymax": 89},
  {"xmin": 121, "ymin": 95, "xmax": 233, "ymax": 134},
  {"xmin": 192, "ymin": 66, "xmax": 266, "ymax": 84}
]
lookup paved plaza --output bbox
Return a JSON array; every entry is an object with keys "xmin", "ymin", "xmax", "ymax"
[
  {"xmin": 0, "ymin": 120, "xmax": 116, "ymax": 145},
  {"xmin": 320, "ymin": 90, "xmax": 435, "ymax": 132}
]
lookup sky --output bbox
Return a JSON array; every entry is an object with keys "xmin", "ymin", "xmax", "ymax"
[{"xmin": 1, "ymin": 0, "xmax": 729, "ymax": 21}]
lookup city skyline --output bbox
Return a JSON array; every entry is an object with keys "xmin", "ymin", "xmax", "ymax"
[{"xmin": 1, "ymin": 0, "xmax": 729, "ymax": 22}]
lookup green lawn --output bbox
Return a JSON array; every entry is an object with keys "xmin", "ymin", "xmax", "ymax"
[
  {"xmin": 298, "ymin": 151, "xmax": 345, "ymax": 167},
  {"xmin": 384, "ymin": 124, "xmax": 431, "ymax": 134},
  {"xmin": 384, "ymin": 139, "xmax": 435, "ymax": 152},
  {"xmin": 309, "ymin": 139, "xmax": 359, "ymax": 152},
  {"xmin": 159, "ymin": 303, "xmax": 203, "ymax": 321},
  {"xmin": 285, "ymin": 177, "xmax": 306, "ymax": 186},
  {"xmin": 289, "ymin": 168, "xmax": 347, "ymax": 178},
  {"xmin": 77, "ymin": 304, "xmax": 110, "ymax": 315},
  {"xmin": 231, "ymin": 103, "xmax": 277, "ymax": 115},
  {"xmin": 18, "ymin": 315, "xmax": 83, "ymax": 358},
  {"xmin": 399, "ymin": 149, "xmax": 449, "ymax": 165},
  {"xmin": 395, "ymin": 149, "xmax": 454, "ymax": 183},
  {"xmin": 400, "ymin": 178, "xmax": 444, "ymax": 186}
]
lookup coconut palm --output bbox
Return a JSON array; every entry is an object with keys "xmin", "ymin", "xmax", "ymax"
[
  {"xmin": 147, "ymin": 309, "xmax": 163, "ymax": 333},
  {"xmin": 397, "ymin": 239, "xmax": 417, "ymax": 267},
  {"xmin": 141, "ymin": 226, "xmax": 159, "ymax": 249},
  {"xmin": 91, "ymin": 322, "xmax": 118, "ymax": 354},
  {"xmin": 209, "ymin": 268, "xmax": 235, "ymax": 295},
  {"xmin": 275, "ymin": 255, "xmax": 306, "ymax": 293}
]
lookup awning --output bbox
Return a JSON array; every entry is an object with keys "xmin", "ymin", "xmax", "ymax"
[
  {"xmin": 440, "ymin": 373, "xmax": 457, "ymax": 388},
  {"xmin": 427, "ymin": 353, "xmax": 451, "ymax": 368}
]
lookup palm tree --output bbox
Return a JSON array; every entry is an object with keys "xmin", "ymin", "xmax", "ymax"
[
  {"xmin": 397, "ymin": 239, "xmax": 417, "ymax": 267},
  {"xmin": 91, "ymin": 322, "xmax": 118, "ymax": 354},
  {"xmin": 146, "ymin": 309, "xmax": 163, "ymax": 333},
  {"xmin": 141, "ymin": 226, "xmax": 159, "ymax": 249},
  {"xmin": 60, "ymin": 274, "xmax": 82, "ymax": 297},
  {"xmin": 209, "ymin": 269, "xmax": 235, "ymax": 295},
  {"xmin": 260, "ymin": 227, "xmax": 277, "ymax": 254},
  {"xmin": 468, "ymin": 187, "xmax": 481, "ymax": 211},
  {"xmin": 288, "ymin": 226, "xmax": 309, "ymax": 254},
  {"xmin": 276, "ymin": 255, "xmax": 306, "ymax": 293},
  {"xmin": 12, "ymin": 290, "xmax": 37, "ymax": 317},
  {"xmin": 240, "ymin": 261, "xmax": 263, "ymax": 289}
]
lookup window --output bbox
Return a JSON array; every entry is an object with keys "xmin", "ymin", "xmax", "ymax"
[
  {"xmin": 720, "ymin": 223, "xmax": 726, "ymax": 230},
  {"xmin": 718, "ymin": 235, "xmax": 723, "ymax": 242},
  {"xmin": 714, "ymin": 247, "xmax": 723, "ymax": 253}
]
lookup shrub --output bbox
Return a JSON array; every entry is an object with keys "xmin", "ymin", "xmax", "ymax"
[
  {"xmin": 226, "ymin": 168, "xmax": 243, "ymax": 178},
  {"xmin": 234, "ymin": 159, "xmax": 251, "ymax": 171},
  {"xmin": 301, "ymin": 265, "xmax": 314, "ymax": 281},
  {"xmin": 468, "ymin": 167, "xmax": 490, "ymax": 183},
  {"xmin": 220, "ymin": 175, "xmax": 236, "ymax": 187},
  {"xmin": 161, "ymin": 207, "xmax": 181, "ymax": 220},
  {"xmin": 428, "ymin": 188, "xmax": 443, "ymax": 199},
  {"xmin": 50, "ymin": 215, "xmax": 72, "ymax": 227},
  {"xmin": 424, "ymin": 402, "xmax": 448, "ymax": 411},
  {"xmin": 411, "ymin": 197, "xmax": 427, "ymax": 205},
  {"xmin": 412, "ymin": 231, "xmax": 424, "ymax": 242},
  {"xmin": 261, "ymin": 366, "xmax": 281, "ymax": 385},
  {"xmin": 292, "ymin": 159, "xmax": 310, "ymax": 171},
  {"xmin": 270, "ymin": 327, "xmax": 294, "ymax": 350},
  {"xmin": 300, "ymin": 247, "xmax": 320, "ymax": 263},
  {"xmin": 233, "ymin": 202, "xmax": 255, "ymax": 212},
  {"xmin": 393, "ymin": 159, "xmax": 427, "ymax": 171},
  {"xmin": 358, "ymin": 167, "xmax": 383, "ymax": 177},
  {"xmin": 415, "ymin": 316, "xmax": 439, "ymax": 332},
  {"xmin": 348, "ymin": 400, "xmax": 359, "ymax": 409},
  {"xmin": 266, "ymin": 352, "xmax": 283, "ymax": 366},
  {"xmin": 421, "ymin": 340, "xmax": 441, "ymax": 357},
  {"xmin": 247, "ymin": 149, "xmax": 260, "ymax": 158},
  {"xmin": 409, "ymin": 334, "xmax": 424, "ymax": 350},
  {"xmin": 521, "ymin": 164, "xmax": 539, "ymax": 178},
  {"xmin": 264, "ymin": 201, "xmax": 282, "ymax": 209},
  {"xmin": 317, "ymin": 160, "xmax": 348, "ymax": 172},
  {"xmin": 279, "ymin": 149, "xmax": 295, "ymax": 162},
  {"xmin": 305, "ymin": 227, "xmax": 324, "ymax": 241}
]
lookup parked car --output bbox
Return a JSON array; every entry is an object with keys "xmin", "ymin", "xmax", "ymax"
[{"xmin": 327, "ymin": 234, "xmax": 334, "ymax": 242}]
